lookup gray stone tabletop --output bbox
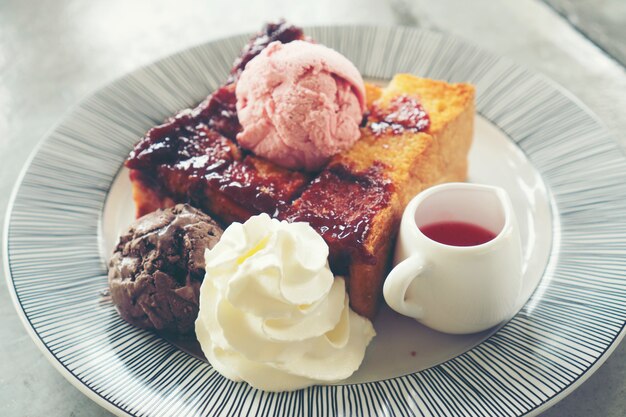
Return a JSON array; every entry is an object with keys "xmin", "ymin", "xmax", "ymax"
[
  {"xmin": 543, "ymin": 0, "xmax": 626, "ymax": 67},
  {"xmin": 1, "ymin": 0, "xmax": 625, "ymax": 416}
]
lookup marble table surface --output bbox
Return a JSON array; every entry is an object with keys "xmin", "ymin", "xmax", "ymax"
[{"xmin": 1, "ymin": 0, "xmax": 625, "ymax": 415}]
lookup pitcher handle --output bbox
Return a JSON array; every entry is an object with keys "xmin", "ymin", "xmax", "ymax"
[{"xmin": 383, "ymin": 254, "xmax": 426, "ymax": 319}]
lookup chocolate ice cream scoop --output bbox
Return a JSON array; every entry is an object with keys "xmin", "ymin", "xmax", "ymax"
[{"xmin": 108, "ymin": 204, "xmax": 223, "ymax": 334}]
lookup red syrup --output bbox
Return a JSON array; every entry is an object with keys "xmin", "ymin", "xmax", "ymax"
[{"xmin": 420, "ymin": 221, "xmax": 497, "ymax": 247}]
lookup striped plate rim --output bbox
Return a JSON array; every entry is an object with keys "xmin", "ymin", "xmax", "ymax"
[{"xmin": 4, "ymin": 26, "xmax": 626, "ymax": 417}]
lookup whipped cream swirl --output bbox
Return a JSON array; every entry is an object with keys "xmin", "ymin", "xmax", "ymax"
[{"xmin": 195, "ymin": 213, "xmax": 375, "ymax": 391}]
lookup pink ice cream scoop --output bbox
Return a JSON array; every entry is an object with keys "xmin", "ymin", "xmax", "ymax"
[{"xmin": 235, "ymin": 40, "xmax": 366, "ymax": 171}]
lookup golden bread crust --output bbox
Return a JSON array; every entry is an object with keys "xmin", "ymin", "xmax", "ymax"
[{"xmin": 342, "ymin": 75, "xmax": 475, "ymax": 318}]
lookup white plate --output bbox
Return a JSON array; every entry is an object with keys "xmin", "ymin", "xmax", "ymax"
[{"xmin": 5, "ymin": 26, "xmax": 626, "ymax": 416}]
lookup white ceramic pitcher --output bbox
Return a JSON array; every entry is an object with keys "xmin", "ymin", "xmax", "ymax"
[{"xmin": 383, "ymin": 183, "xmax": 523, "ymax": 334}]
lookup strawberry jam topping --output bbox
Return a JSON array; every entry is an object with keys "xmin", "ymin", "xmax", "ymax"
[
  {"xmin": 369, "ymin": 95, "xmax": 430, "ymax": 135},
  {"xmin": 280, "ymin": 163, "xmax": 393, "ymax": 273},
  {"xmin": 126, "ymin": 83, "xmax": 308, "ymax": 217},
  {"xmin": 195, "ymin": 84, "xmax": 241, "ymax": 140},
  {"xmin": 228, "ymin": 20, "xmax": 305, "ymax": 83},
  {"xmin": 205, "ymin": 157, "xmax": 310, "ymax": 216},
  {"xmin": 127, "ymin": 84, "xmax": 240, "ymax": 171}
]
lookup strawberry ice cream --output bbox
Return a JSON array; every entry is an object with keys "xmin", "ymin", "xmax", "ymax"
[{"xmin": 235, "ymin": 40, "xmax": 366, "ymax": 171}]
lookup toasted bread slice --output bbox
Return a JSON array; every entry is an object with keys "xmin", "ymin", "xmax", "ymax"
[
  {"xmin": 337, "ymin": 75, "xmax": 474, "ymax": 318},
  {"xmin": 127, "ymin": 74, "xmax": 474, "ymax": 319}
]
